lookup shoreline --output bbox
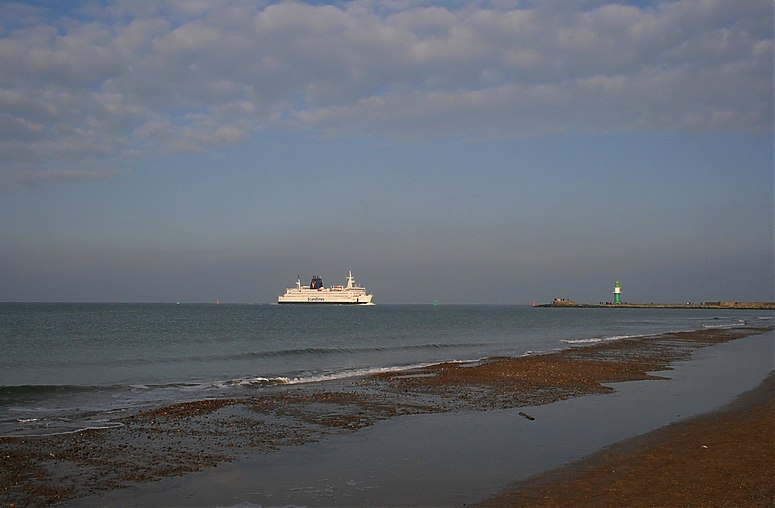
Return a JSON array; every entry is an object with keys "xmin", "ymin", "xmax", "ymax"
[
  {"xmin": 1, "ymin": 326, "xmax": 772, "ymax": 507},
  {"xmin": 476, "ymin": 369, "xmax": 775, "ymax": 508}
]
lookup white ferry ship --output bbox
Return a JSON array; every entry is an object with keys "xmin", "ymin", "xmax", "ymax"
[{"xmin": 277, "ymin": 271, "xmax": 374, "ymax": 305}]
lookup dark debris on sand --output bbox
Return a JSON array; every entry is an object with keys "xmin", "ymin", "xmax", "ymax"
[
  {"xmin": 1, "ymin": 326, "xmax": 771, "ymax": 507},
  {"xmin": 476, "ymin": 371, "xmax": 775, "ymax": 508}
]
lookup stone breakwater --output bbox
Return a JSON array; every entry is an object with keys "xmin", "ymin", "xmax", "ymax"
[
  {"xmin": 1, "ymin": 326, "xmax": 772, "ymax": 507},
  {"xmin": 538, "ymin": 301, "xmax": 775, "ymax": 309}
]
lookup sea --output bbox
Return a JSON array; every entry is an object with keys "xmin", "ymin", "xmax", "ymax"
[{"xmin": 1, "ymin": 303, "xmax": 772, "ymax": 438}]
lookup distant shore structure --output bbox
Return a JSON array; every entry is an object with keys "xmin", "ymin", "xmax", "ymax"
[
  {"xmin": 536, "ymin": 280, "xmax": 773, "ymax": 309},
  {"xmin": 538, "ymin": 301, "xmax": 775, "ymax": 309}
]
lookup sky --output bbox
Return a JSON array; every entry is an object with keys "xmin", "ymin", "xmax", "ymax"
[{"xmin": 0, "ymin": 0, "xmax": 772, "ymax": 304}]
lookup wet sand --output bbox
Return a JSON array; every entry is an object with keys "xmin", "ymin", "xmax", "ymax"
[
  {"xmin": 1, "ymin": 326, "xmax": 772, "ymax": 507},
  {"xmin": 476, "ymin": 370, "xmax": 774, "ymax": 508}
]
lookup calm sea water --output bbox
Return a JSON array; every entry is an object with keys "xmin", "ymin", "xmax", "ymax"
[{"xmin": 0, "ymin": 303, "xmax": 771, "ymax": 437}]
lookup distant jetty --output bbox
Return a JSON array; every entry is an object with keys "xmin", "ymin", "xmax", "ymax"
[{"xmin": 537, "ymin": 299, "xmax": 775, "ymax": 310}]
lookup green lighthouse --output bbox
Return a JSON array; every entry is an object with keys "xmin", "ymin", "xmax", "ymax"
[{"xmin": 613, "ymin": 281, "xmax": 621, "ymax": 304}]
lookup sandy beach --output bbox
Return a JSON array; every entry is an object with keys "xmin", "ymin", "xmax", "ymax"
[
  {"xmin": 476, "ymin": 369, "xmax": 774, "ymax": 507},
  {"xmin": 2, "ymin": 326, "xmax": 773, "ymax": 507}
]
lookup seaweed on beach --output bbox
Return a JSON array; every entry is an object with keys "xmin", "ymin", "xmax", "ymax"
[{"xmin": 1, "ymin": 326, "xmax": 771, "ymax": 507}]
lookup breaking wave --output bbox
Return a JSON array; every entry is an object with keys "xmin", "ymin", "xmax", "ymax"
[{"xmin": 562, "ymin": 333, "xmax": 648, "ymax": 344}]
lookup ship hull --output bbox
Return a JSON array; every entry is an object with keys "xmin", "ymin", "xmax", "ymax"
[
  {"xmin": 277, "ymin": 300, "xmax": 373, "ymax": 305},
  {"xmin": 277, "ymin": 292, "xmax": 373, "ymax": 305}
]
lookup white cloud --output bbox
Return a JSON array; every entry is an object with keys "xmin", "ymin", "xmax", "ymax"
[{"xmin": 0, "ymin": 0, "xmax": 771, "ymax": 187}]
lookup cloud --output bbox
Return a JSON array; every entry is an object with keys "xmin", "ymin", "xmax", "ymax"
[{"xmin": 0, "ymin": 0, "xmax": 771, "ymax": 186}]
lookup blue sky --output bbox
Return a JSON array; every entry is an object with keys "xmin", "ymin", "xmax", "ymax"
[{"xmin": 0, "ymin": 0, "xmax": 772, "ymax": 304}]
